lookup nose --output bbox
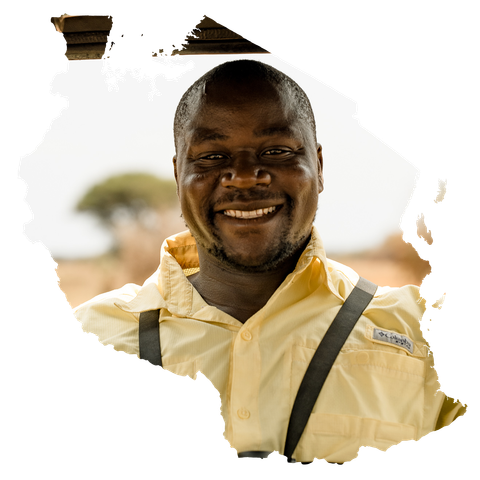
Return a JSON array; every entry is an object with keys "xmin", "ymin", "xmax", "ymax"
[{"xmin": 221, "ymin": 154, "xmax": 271, "ymax": 189}]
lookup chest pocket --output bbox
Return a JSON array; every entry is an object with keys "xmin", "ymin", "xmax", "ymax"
[{"xmin": 290, "ymin": 345, "xmax": 424, "ymax": 462}]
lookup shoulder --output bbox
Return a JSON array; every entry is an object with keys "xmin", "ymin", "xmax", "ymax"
[
  {"xmin": 73, "ymin": 282, "xmax": 142, "ymax": 322},
  {"xmin": 73, "ymin": 283, "xmax": 143, "ymax": 355},
  {"xmin": 327, "ymin": 257, "xmax": 427, "ymax": 344}
]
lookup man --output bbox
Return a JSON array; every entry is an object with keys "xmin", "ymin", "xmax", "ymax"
[{"xmin": 74, "ymin": 59, "xmax": 465, "ymax": 463}]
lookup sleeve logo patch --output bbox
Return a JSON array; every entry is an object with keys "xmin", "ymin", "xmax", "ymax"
[{"xmin": 372, "ymin": 328, "xmax": 414, "ymax": 354}]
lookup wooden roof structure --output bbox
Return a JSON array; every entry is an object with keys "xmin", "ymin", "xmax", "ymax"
[{"xmin": 50, "ymin": 15, "xmax": 269, "ymax": 60}]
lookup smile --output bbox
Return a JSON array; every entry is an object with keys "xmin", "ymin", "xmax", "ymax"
[{"xmin": 223, "ymin": 206, "xmax": 277, "ymax": 219}]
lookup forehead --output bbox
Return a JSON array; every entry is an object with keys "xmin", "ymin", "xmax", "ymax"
[
  {"xmin": 203, "ymin": 79, "xmax": 291, "ymax": 119},
  {"xmin": 181, "ymin": 80, "xmax": 309, "ymax": 147}
]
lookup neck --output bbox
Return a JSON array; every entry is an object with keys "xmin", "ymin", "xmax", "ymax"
[{"xmin": 187, "ymin": 239, "xmax": 309, "ymax": 323}]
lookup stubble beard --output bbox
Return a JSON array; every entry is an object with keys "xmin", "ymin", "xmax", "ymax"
[{"xmin": 186, "ymin": 196, "xmax": 313, "ymax": 274}]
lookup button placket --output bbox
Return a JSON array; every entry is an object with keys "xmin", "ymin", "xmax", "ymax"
[{"xmin": 230, "ymin": 324, "xmax": 262, "ymax": 450}]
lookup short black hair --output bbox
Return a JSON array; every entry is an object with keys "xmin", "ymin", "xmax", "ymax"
[{"xmin": 173, "ymin": 59, "xmax": 317, "ymax": 152}]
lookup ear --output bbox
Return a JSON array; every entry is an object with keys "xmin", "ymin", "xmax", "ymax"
[
  {"xmin": 173, "ymin": 156, "xmax": 179, "ymax": 194},
  {"xmin": 316, "ymin": 143, "xmax": 324, "ymax": 194}
]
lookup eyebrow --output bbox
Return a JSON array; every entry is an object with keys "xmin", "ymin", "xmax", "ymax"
[
  {"xmin": 190, "ymin": 128, "xmax": 230, "ymax": 146},
  {"xmin": 253, "ymin": 125, "xmax": 299, "ymax": 139},
  {"xmin": 189, "ymin": 125, "xmax": 300, "ymax": 146}
]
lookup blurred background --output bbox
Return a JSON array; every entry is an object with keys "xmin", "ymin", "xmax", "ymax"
[{"xmin": 20, "ymin": 49, "xmax": 430, "ymax": 308}]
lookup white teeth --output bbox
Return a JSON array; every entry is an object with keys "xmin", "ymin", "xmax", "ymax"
[{"xmin": 223, "ymin": 206, "xmax": 277, "ymax": 218}]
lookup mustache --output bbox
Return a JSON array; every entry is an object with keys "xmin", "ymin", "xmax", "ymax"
[{"xmin": 212, "ymin": 190, "xmax": 288, "ymax": 209}]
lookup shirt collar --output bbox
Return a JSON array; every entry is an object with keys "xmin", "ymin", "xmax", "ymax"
[{"xmin": 116, "ymin": 226, "xmax": 340, "ymax": 317}]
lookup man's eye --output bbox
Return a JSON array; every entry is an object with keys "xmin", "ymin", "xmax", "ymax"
[
  {"xmin": 263, "ymin": 148, "xmax": 287, "ymax": 155},
  {"xmin": 202, "ymin": 154, "xmax": 226, "ymax": 160}
]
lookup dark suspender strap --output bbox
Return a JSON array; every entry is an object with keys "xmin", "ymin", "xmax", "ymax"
[
  {"xmin": 139, "ymin": 309, "xmax": 162, "ymax": 367},
  {"xmin": 284, "ymin": 277, "xmax": 377, "ymax": 462}
]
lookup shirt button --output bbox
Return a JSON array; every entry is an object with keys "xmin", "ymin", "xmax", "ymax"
[
  {"xmin": 356, "ymin": 352, "xmax": 369, "ymax": 364},
  {"xmin": 237, "ymin": 407, "xmax": 250, "ymax": 419},
  {"xmin": 241, "ymin": 330, "xmax": 252, "ymax": 341}
]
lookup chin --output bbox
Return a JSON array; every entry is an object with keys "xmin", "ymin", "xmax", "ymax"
[
  {"xmin": 209, "ymin": 237, "xmax": 305, "ymax": 274},
  {"xmin": 190, "ymin": 209, "xmax": 312, "ymax": 273}
]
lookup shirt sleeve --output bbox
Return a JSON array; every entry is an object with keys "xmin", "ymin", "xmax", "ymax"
[
  {"xmin": 435, "ymin": 395, "xmax": 467, "ymax": 430},
  {"xmin": 419, "ymin": 332, "xmax": 467, "ymax": 437},
  {"xmin": 369, "ymin": 284, "xmax": 467, "ymax": 438},
  {"xmin": 73, "ymin": 283, "xmax": 141, "ymax": 356}
]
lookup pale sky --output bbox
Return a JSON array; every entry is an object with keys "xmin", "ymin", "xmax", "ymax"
[{"xmin": 20, "ymin": 53, "xmax": 417, "ymax": 259}]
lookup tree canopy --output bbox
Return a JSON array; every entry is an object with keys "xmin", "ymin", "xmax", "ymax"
[{"xmin": 76, "ymin": 172, "xmax": 179, "ymax": 227}]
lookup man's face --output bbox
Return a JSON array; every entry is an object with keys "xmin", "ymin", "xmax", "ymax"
[{"xmin": 174, "ymin": 79, "xmax": 324, "ymax": 272}]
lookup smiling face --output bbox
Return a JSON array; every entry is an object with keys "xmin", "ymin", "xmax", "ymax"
[{"xmin": 174, "ymin": 79, "xmax": 324, "ymax": 273}]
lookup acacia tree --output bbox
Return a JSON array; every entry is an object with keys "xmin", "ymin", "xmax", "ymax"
[
  {"xmin": 76, "ymin": 172, "xmax": 179, "ymax": 230},
  {"xmin": 76, "ymin": 172, "xmax": 184, "ymax": 284}
]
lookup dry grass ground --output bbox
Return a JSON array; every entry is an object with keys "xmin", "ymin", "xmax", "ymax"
[
  {"xmin": 329, "ymin": 232, "xmax": 431, "ymax": 291},
  {"xmin": 57, "ymin": 231, "xmax": 430, "ymax": 309}
]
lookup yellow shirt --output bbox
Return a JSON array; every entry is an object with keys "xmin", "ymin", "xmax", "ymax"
[{"xmin": 73, "ymin": 227, "xmax": 465, "ymax": 463}]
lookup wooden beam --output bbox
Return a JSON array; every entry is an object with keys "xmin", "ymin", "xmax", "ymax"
[{"xmin": 51, "ymin": 15, "xmax": 269, "ymax": 60}]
